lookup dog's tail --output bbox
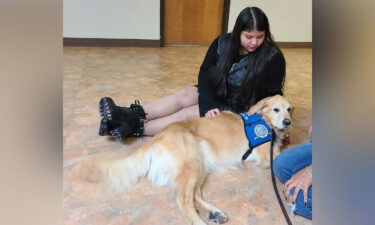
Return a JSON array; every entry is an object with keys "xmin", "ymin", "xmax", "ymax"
[{"xmin": 73, "ymin": 142, "xmax": 153, "ymax": 193}]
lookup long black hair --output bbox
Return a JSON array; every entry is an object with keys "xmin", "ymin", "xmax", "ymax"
[{"xmin": 209, "ymin": 7, "xmax": 285, "ymax": 110}]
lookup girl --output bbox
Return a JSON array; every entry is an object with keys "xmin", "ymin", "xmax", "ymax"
[{"xmin": 98, "ymin": 6, "xmax": 286, "ymax": 141}]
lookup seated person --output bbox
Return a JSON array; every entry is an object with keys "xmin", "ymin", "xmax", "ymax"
[{"xmin": 273, "ymin": 125, "xmax": 312, "ymax": 219}]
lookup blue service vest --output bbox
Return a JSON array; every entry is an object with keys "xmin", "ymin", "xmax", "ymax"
[{"xmin": 240, "ymin": 113, "xmax": 272, "ymax": 160}]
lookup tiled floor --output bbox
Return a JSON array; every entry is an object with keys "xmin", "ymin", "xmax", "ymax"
[{"xmin": 63, "ymin": 46, "xmax": 312, "ymax": 225}]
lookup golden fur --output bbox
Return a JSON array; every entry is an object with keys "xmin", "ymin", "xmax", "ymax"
[{"xmin": 74, "ymin": 95, "xmax": 292, "ymax": 225}]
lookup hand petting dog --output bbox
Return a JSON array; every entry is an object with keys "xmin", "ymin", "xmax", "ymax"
[
  {"xmin": 205, "ymin": 108, "xmax": 221, "ymax": 119},
  {"xmin": 283, "ymin": 165, "xmax": 312, "ymax": 204}
]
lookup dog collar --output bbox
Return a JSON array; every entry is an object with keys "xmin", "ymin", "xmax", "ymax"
[{"xmin": 240, "ymin": 113, "xmax": 272, "ymax": 160}]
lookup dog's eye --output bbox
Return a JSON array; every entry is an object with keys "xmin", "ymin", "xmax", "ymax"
[
  {"xmin": 273, "ymin": 108, "xmax": 280, "ymax": 113},
  {"xmin": 287, "ymin": 107, "xmax": 291, "ymax": 112}
]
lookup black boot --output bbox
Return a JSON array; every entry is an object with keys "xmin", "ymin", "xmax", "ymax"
[
  {"xmin": 98, "ymin": 118, "xmax": 124, "ymax": 136},
  {"xmin": 109, "ymin": 118, "xmax": 145, "ymax": 141},
  {"xmin": 98, "ymin": 97, "xmax": 146, "ymax": 140},
  {"xmin": 98, "ymin": 98, "xmax": 134, "ymax": 136},
  {"xmin": 98, "ymin": 118, "xmax": 110, "ymax": 136}
]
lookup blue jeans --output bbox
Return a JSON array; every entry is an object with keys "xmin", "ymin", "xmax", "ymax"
[{"xmin": 273, "ymin": 141, "xmax": 312, "ymax": 219}]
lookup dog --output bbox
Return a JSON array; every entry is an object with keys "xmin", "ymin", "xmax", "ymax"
[{"xmin": 74, "ymin": 95, "xmax": 292, "ymax": 225}]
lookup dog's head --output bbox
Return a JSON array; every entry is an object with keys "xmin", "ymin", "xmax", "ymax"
[{"xmin": 248, "ymin": 95, "xmax": 293, "ymax": 130}]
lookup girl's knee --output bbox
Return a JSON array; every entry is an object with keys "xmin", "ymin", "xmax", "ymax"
[{"xmin": 178, "ymin": 87, "xmax": 198, "ymax": 107}]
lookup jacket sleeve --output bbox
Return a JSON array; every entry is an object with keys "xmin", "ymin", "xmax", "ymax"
[
  {"xmin": 265, "ymin": 52, "xmax": 286, "ymax": 96},
  {"xmin": 197, "ymin": 36, "xmax": 221, "ymax": 117}
]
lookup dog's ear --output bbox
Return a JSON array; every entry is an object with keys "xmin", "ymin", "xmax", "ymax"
[{"xmin": 248, "ymin": 97, "xmax": 270, "ymax": 115}]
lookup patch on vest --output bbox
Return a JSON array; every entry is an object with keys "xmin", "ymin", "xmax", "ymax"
[
  {"xmin": 254, "ymin": 124, "xmax": 269, "ymax": 139},
  {"xmin": 240, "ymin": 113, "xmax": 272, "ymax": 148}
]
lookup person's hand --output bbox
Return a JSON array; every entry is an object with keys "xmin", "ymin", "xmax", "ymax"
[
  {"xmin": 205, "ymin": 108, "xmax": 220, "ymax": 119},
  {"xmin": 283, "ymin": 165, "xmax": 312, "ymax": 204}
]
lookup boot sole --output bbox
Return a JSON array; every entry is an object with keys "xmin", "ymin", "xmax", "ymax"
[
  {"xmin": 98, "ymin": 119, "xmax": 110, "ymax": 136},
  {"xmin": 99, "ymin": 97, "xmax": 115, "ymax": 121},
  {"xmin": 109, "ymin": 129, "xmax": 122, "ymax": 141},
  {"xmin": 99, "ymin": 118, "xmax": 127, "ymax": 138},
  {"xmin": 110, "ymin": 123, "xmax": 136, "ymax": 141},
  {"xmin": 98, "ymin": 97, "xmax": 118, "ymax": 136}
]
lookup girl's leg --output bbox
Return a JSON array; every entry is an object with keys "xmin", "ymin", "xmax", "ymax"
[
  {"xmin": 143, "ymin": 104, "xmax": 199, "ymax": 136},
  {"xmin": 143, "ymin": 86, "xmax": 199, "ymax": 120},
  {"xmin": 99, "ymin": 86, "xmax": 199, "ymax": 140},
  {"xmin": 141, "ymin": 85, "xmax": 200, "ymax": 135}
]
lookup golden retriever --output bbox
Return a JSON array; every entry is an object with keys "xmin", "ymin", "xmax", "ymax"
[{"xmin": 74, "ymin": 95, "xmax": 292, "ymax": 225}]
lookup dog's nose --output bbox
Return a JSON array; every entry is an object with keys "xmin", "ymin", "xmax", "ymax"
[{"xmin": 283, "ymin": 119, "xmax": 291, "ymax": 126}]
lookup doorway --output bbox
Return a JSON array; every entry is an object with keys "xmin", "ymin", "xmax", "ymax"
[{"xmin": 161, "ymin": 0, "xmax": 230, "ymax": 46}]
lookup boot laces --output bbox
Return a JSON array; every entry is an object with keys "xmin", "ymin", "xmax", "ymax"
[
  {"xmin": 129, "ymin": 100, "xmax": 142, "ymax": 111},
  {"xmin": 130, "ymin": 99, "xmax": 147, "ymax": 137}
]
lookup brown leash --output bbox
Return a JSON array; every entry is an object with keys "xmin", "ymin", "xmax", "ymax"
[{"xmin": 270, "ymin": 129, "xmax": 292, "ymax": 225}]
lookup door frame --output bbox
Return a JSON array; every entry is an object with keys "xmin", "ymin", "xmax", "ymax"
[{"xmin": 160, "ymin": 0, "xmax": 231, "ymax": 47}]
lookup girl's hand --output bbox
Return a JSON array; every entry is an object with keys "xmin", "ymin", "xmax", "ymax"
[
  {"xmin": 205, "ymin": 108, "xmax": 221, "ymax": 119},
  {"xmin": 283, "ymin": 165, "xmax": 312, "ymax": 204}
]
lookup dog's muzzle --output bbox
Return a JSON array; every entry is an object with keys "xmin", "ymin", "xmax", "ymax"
[{"xmin": 282, "ymin": 119, "xmax": 291, "ymax": 126}]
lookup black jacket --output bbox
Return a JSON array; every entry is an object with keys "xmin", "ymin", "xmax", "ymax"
[{"xmin": 197, "ymin": 33, "xmax": 285, "ymax": 116}]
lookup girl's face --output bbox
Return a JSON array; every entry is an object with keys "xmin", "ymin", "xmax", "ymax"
[{"xmin": 239, "ymin": 29, "xmax": 265, "ymax": 54}]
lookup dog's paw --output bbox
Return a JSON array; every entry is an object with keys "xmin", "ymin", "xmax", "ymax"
[{"xmin": 208, "ymin": 211, "xmax": 228, "ymax": 224}]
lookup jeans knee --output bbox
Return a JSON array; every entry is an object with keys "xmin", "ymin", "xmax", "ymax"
[
  {"xmin": 272, "ymin": 154, "xmax": 289, "ymax": 182},
  {"xmin": 272, "ymin": 155, "xmax": 282, "ymax": 177}
]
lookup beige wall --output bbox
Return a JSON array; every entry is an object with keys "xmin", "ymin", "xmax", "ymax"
[
  {"xmin": 63, "ymin": 0, "xmax": 160, "ymax": 39},
  {"xmin": 228, "ymin": 0, "xmax": 312, "ymax": 42},
  {"xmin": 63, "ymin": 0, "xmax": 311, "ymax": 42}
]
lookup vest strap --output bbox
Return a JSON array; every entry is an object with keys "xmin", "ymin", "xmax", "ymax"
[{"xmin": 242, "ymin": 147, "xmax": 254, "ymax": 160}]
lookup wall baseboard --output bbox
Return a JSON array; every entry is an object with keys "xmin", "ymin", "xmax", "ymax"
[
  {"xmin": 63, "ymin": 38, "xmax": 160, "ymax": 47},
  {"xmin": 277, "ymin": 42, "xmax": 312, "ymax": 48},
  {"xmin": 63, "ymin": 38, "xmax": 311, "ymax": 48}
]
